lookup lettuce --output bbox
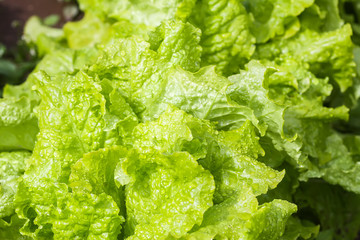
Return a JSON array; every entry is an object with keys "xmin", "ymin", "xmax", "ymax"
[
  {"xmin": 1, "ymin": 0, "xmax": 360, "ymax": 239},
  {"xmin": 0, "ymin": 98, "xmax": 38, "ymax": 151}
]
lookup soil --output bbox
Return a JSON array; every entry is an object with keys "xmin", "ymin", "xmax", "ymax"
[{"xmin": 0, "ymin": 0, "xmax": 74, "ymax": 48}]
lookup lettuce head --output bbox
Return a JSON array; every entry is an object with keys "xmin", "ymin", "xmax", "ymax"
[{"xmin": 1, "ymin": 0, "xmax": 360, "ymax": 239}]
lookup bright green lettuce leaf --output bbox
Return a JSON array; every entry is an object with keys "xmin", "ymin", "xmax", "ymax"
[
  {"xmin": 116, "ymin": 149, "xmax": 215, "ymax": 239},
  {"xmin": 2, "ymin": 80, "xmax": 39, "ymax": 103},
  {"xmin": 0, "ymin": 152, "xmax": 31, "ymax": 239},
  {"xmin": 17, "ymin": 183, "xmax": 124, "ymax": 239},
  {"xmin": 31, "ymin": 70, "xmax": 124, "ymax": 156},
  {"xmin": 63, "ymin": 13, "xmax": 150, "ymax": 50},
  {"xmin": 99, "ymin": 80, "xmax": 139, "ymax": 144},
  {"xmin": 63, "ymin": 13, "xmax": 114, "ymax": 49},
  {"xmin": 2, "ymin": 46, "xmax": 99, "ymax": 117},
  {"xmin": 243, "ymin": 0, "xmax": 314, "ymax": 43},
  {"xmin": 0, "ymin": 97, "xmax": 38, "ymax": 151},
  {"xmin": 78, "ymin": 0, "xmax": 196, "ymax": 27},
  {"xmin": 7, "ymin": 1, "xmax": 360, "ymax": 239},
  {"xmin": 132, "ymin": 107, "xmax": 283, "ymax": 203},
  {"xmin": 228, "ymin": 59, "xmax": 359, "ymax": 193},
  {"xmin": 300, "ymin": 0, "xmax": 344, "ymax": 32},
  {"xmin": 51, "ymin": 191, "xmax": 123, "ymax": 239},
  {"xmin": 69, "ymin": 146, "xmax": 128, "ymax": 212},
  {"xmin": 283, "ymin": 92, "xmax": 349, "ymax": 161},
  {"xmin": 183, "ymin": 188, "xmax": 259, "ymax": 240},
  {"xmin": 33, "ymin": 48, "xmax": 99, "ymax": 77},
  {"xmin": 14, "ymin": 70, "xmax": 130, "ymax": 238},
  {"xmin": 227, "ymin": 60, "xmax": 304, "ymax": 166},
  {"xmin": 263, "ymin": 57, "xmax": 333, "ymax": 105},
  {"xmin": 108, "ymin": 19, "xmax": 151, "ymax": 40},
  {"xmin": 88, "ymin": 20, "xmax": 202, "ymax": 116},
  {"xmin": 256, "ymin": 24, "xmax": 355, "ymax": 92},
  {"xmin": 189, "ymin": 0, "xmax": 255, "ymax": 75},
  {"xmin": 227, "ymin": 60, "xmax": 286, "ymax": 135},
  {"xmin": 139, "ymin": 66, "xmax": 261, "ymax": 132},
  {"xmin": 123, "ymin": 106, "xmax": 296, "ymax": 239},
  {"xmin": 24, "ymin": 17, "xmax": 63, "ymax": 44},
  {"xmin": 131, "ymin": 106, "xmax": 196, "ymax": 154},
  {"xmin": 184, "ymin": 187, "xmax": 297, "ymax": 240},
  {"xmin": 0, "ymin": 151, "xmax": 31, "ymax": 219},
  {"xmin": 88, "ymin": 37, "xmax": 156, "ymax": 105},
  {"xmin": 24, "ymin": 16, "xmax": 65, "ymax": 56},
  {"xmin": 147, "ymin": 20, "xmax": 201, "ymax": 72},
  {"xmin": 197, "ymin": 120, "xmax": 283, "ymax": 202},
  {"xmin": 134, "ymin": 57, "xmax": 350, "ymax": 188},
  {"xmin": 245, "ymin": 200, "xmax": 297, "ymax": 240}
]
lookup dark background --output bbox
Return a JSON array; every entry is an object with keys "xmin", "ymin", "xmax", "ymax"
[
  {"xmin": 0, "ymin": 0, "xmax": 79, "ymax": 93},
  {"xmin": 0, "ymin": 0, "xmax": 69, "ymax": 48}
]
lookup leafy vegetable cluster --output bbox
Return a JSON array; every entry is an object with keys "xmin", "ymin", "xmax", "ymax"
[{"xmin": 1, "ymin": 0, "xmax": 360, "ymax": 239}]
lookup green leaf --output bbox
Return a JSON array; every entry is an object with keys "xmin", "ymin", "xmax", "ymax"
[
  {"xmin": 51, "ymin": 192, "xmax": 124, "ymax": 240},
  {"xmin": 184, "ymin": 188, "xmax": 297, "ymax": 240},
  {"xmin": 3, "ymin": 81, "xmax": 39, "ymax": 102},
  {"xmin": 244, "ymin": 0, "xmax": 314, "ymax": 42},
  {"xmin": 300, "ymin": 0, "xmax": 344, "ymax": 32},
  {"xmin": 14, "ymin": 70, "xmax": 130, "ymax": 238},
  {"xmin": 189, "ymin": 0, "xmax": 255, "ymax": 75},
  {"xmin": 280, "ymin": 216, "xmax": 319, "ymax": 240},
  {"xmin": 256, "ymin": 24, "xmax": 356, "ymax": 92},
  {"xmin": 0, "ymin": 151, "xmax": 31, "ymax": 219},
  {"xmin": 140, "ymin": 66, "xmax": 262, "ymax": 132},
  {"xmin": 227, "ymin": 60, "xmax": 304, "ymax": 166},
  {"xmin": 0, "ymin": 97, "xmax": 38, "ymax": 151},
  {"xmin": 63, "ymin": 13, "xmax": 149, "ymax": 49},
  {"xmin": 69, "ymin": 146, "xmax": 128, "ymax": 211},
  {"xmin": 227, "ymin": 59, "xmax": 359, "ymax": 193},
  {"xmin": 24, "ymin": 16, "xmax": 65, "ymax": 56},
  {"xmin": 6, "ymin": 1, "xmax": 360, "ymax": 239},
  {"xmin": 88, "ymin": 20, "xmax": 201, "ymax": 116},
  {"xmin": 3, "ymin": 46, "xmax": 99, "ymax": 107},
  {"xmin": 116, "ymin": 149, "xmax": 215, "ymax": 239},
  {"xmin": 78, "ymin": 0, "xmax": 196, "ymax": 27},
  {"xmin": 133, "ymin": 107, "xmax": 283, "ymax": 203},
  {"xmin": 0, "ymin": 214, "xmax": 31, "ymax": 240},
  {"xmin": 148, "ymin": 20, "xmax": 202, "ymax": 72},
  {"xmin": 339, "ymin": 0, "xmax": 360, "ymax": 45},
  {"xmin": 43, "ymin": 15, "xmax": 60, "ymax": 27}
]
